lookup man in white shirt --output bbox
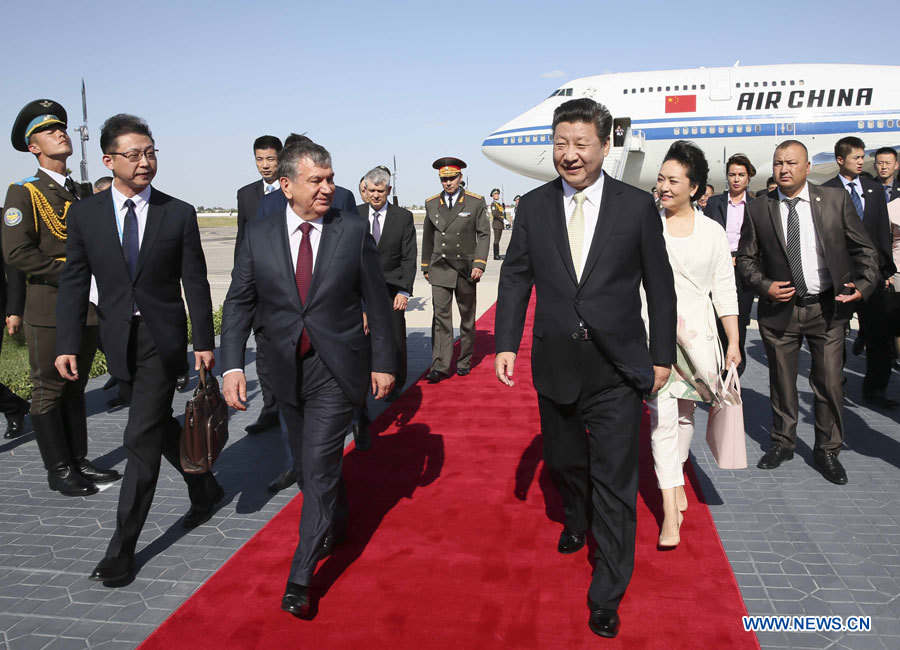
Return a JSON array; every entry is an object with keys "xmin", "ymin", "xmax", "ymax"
[{"xmin": 737, "ymin": 140, "xmax": 879, "ymax": 485}]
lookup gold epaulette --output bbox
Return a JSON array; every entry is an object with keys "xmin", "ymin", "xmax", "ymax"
[
  {"xmin": 426, "ymin": 193, "xmax": 441, "ymax": 202},
  {"xmin": 465, "ymin": 191, "xmax": 483, "ymax": 200}
]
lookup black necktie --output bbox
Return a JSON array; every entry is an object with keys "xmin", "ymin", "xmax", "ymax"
[
  {"xmin": 64, "ymin": 177, "xmax": 79, "ymax": 199},
  {"xmin": 123, "ymin": 199, "xmax": 139, "ymax": 279},
  {"xmin": 783, "ymin": 197, "xmax": 808, "ymax": 298},
  {"xmin": 446, "ymin": 194, "xmax": 453, "ymax": 210}
]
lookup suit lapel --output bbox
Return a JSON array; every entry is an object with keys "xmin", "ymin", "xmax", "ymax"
[
  {"xmin": 135, "ymin": 188, "xmax": 164, "ymax": 279},
  {"xmin": 766, "ymin": 193, "xmax": 788, "ymax": 256},
  {"xmin": 579, "ymin": 176, "xmax": 619, "ymax": 286},
  {"xmin": 98, "ymin": 190, "xmax": 130, "ymax": 274},
  {"xmin": 269, "ymin": 212, "xmax": 303, "ymax": 310},
  {"xmin": 35, "ymin": 169, "xmax": 76, "ymax": 204},
  {"xmin": 545, "ymin": 179, "xmax": 578, "ymax": 285},
  {"xmin": 306, "ymin": 209, "xmax": 343, "ymax": 306},
  {"xmin": 379, "ymin": 205, "xmax": 398, "ymax": 251},
  {"xmin": 443, "ymin": 191, "xmax": 466, "ymax": 231}
]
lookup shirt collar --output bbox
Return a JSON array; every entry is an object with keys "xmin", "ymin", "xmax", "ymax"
[
  {"xmin": 110, "ymin": 182, "xmax": 152, "ymax": 212},
  {"xmin": 444, "ymin": 189, "xmax": 461, "ymax": 203},
  {"xmin": 39, "ymin": 166, "xmax": 68, "ymax": 189},
  {"xmin": 263, "ymin": 179, "xmax": 280, "ymax": 193},
  {"xmin": 839, "ymin": 175, "xmax": 862, "ymax": 192},
  {"xmin": 286, "ymin": 204, "xmax": 324, "ymax": 232},
  {"xmin": 562, "ymin": 170, "xmax": 605, "ymax": 205},
  {"xmin": 777, "ymin": 183, "xmax": 811, "ymax": 204},
  {"xmin": 370, "ymin": 202, "xmax": 388, "ymax": 217},
  {"xmin": 727, "ymin": 192, "xmax": 747, "ymax": 207}
]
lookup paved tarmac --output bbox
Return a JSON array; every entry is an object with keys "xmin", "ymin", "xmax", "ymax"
[{"xmin": 0, "ymin": 223, "xmax": 897, "ymax": 649}]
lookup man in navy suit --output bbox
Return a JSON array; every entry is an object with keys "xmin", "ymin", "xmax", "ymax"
[
  {"xmin": 874, "ymin": 147, "xmax": 900, "ymax": 203},
  {"xmin": 257, "ymin": 134, "xmax": 358, "ymax": 220},
  {"xmin": 221, "ymin": 139, "xmax": 395, "ymax": 618},
  {"xmin": 235, "ymin": 135, "xmax": 283, "ymax": 437},
  {"xmin": 55, "ymin": 114, "xmax": 222, "ymax": 583},
  {"xmin": 822, "ymin": 136, "xmax": 896, "ymax": 407},
  {"xmin": 704, "ymin": 153, "xmax": 758, "ymax": 375},
  {"xmin": 495, "ymin": 98, "xmax": 676, "ymax": 638}
]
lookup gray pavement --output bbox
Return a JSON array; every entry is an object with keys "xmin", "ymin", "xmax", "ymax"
[{"xmin": 0, "ymin": 224, "xmax": 898, "ymax": 649}]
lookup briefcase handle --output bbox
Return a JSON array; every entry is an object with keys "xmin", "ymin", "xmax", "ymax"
[{"xmin": 196, "ymin": 360, "xmax": 209, "ymax": 391}]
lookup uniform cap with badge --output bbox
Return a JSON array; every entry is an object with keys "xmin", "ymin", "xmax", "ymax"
[
  {"xmin": 11, "ymin": 99, "xmax": 68, "ymax": 152},
  {"xmin": 432, "ymin": 156, "xmax": 466, "ymax": 178}
]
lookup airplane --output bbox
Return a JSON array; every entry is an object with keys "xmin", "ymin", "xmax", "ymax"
[{"xmin": 482, "ymin": 63, "xmax": 900, "ymax": 191}]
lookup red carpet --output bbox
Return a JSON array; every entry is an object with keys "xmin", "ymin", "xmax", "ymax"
[{"xmin": 140, "ymin": 301, "xmax": 759, "ymax": 649}]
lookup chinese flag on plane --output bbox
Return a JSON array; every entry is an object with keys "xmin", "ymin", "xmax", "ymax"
[{"xmin": 665, "ymin": 95, "xmax": 697, "ymax": 113}]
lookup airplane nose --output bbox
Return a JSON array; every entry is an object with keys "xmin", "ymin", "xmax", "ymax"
[{"xmin": 481, "ymin": 121, "xmax": 557, "ymax": 182}]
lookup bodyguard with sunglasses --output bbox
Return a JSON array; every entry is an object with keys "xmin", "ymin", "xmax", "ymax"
[{"xmin": 55, "ymin": 114, "xmax": 222, "ymax": 584}]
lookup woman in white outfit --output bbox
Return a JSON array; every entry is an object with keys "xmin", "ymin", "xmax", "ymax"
[{"xmin": 649, "ymin": 141, "xmax": 741, "ymax": 548}]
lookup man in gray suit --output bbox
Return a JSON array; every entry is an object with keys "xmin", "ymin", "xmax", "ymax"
[{"xmin": 737, "ymin": 140, "xmax": 878, "ymax": 486}]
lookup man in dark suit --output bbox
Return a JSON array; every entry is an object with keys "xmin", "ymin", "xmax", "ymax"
[
  {"xmin": 873, "ymin": 147, "xmax": 900, "ymax": 203},
  {"xmin": 822, "ymin": 136, "xmax": 896, "ymax": 407},
  {"xmin": 495, "ymin": 98, "xmax": 676, "ymax": 639},
  {"xmin": 3, "ymin": 99, "xmax": 117, "ymax": 496},
  {"xmin": 220, "ymin": 139, "xmax": 395, "ymax": 618},
  {"xmin": 350, "ymin": 166, "xmax": 417, "ymax": 446},
  {"xmin": 257, "ymin": 134, "xmax": 359, "ymax": 220},
  {"xmin": 737, "ymin": 140, "xmax": 878, "ymax": 485},
  {"xmin": 55, "ymin": 114, "xmax": 223, "ymax": 584},
  {"xmin": 0, "ymin": 225, "xmax": 28, "ymax": 438},
  {"xmin": 704, "ymin": 153, "xmax": 758, "ymax": 375},
  {"xmin": 235, "ymin": 135, "xmax": 283, "ymax": 435}
]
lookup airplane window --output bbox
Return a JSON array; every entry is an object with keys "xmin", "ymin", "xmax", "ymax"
[
  {"xmin": 640, "ymin": 88, "xmax": 645, "ymax": 93},
  {"xmin": 799, "ymin": 80, "xmax": 804, "ymax": 85},
  {"xmin": 878, "ymin": 120, "xmax": 884, "ymax": 128},
  {"xmin": 525, "ymin": 136, "xmax": 531, "ymax": 143},
  {"xmin": 762, "ymin": 81, "xmax": 767, "ymax": 87},
  {"xmin": 735, "ymin": 83, "xmax": 740, "ymax": 88},
  {"xmin": 718, "ymin": 126, "xmax": 725, "ymax": 134},
  {"xmin": 737, "ymin": 125, "xmax": 743, "ymax": 133},
  {"xmin": 754, "ymin": 82, "xmax": 759, "ymax": 87},
  {"xmin": 745, "ymin": 83, "xmax": 749, "ymax": 88},
  {"xmin": 623, "ymin": 89, "xmax": 628, "ymax": 94},
  {"xmin": 755, "ymin": 125, "xmax": 761, "ymax": 132},
  {"xmin": 566, "ymin": 88, "xmax": 573, "ymax": 96},
  {"xmin": 888, "ymin": 120, "xmax": 895, "ymax": 128},
  {"xmin": 700, "ymin": 127, "xmax": 707, "ymax": 134},
  {"xmin": 674, "ymin": 128, "xmax": 680, "ymax": 135},
  {"xmin": 666, "ymin": 86, "xmax": 671, "ymax": 91},
  {"xmin": 503, "ymin": 138, "xmax": 508, "ymax": 144},
  {"xmin": 657, "ymin": 87, "xmax": 662, "ymax": 92},
  {"xmin": 700, "ymin": 84, "xmax": 705, "ymax": 89},
  {"xmin": 517, "ymin": 136, "xmax": 523, "ymax": 143},
  {"xmin": 790, "ymin": 80, "xmax": 795, "ymax": 86},
  {"xmin": 858, "ymin": 121, "xmax": 865, "ymax": 129},
  {"xmin": 691, "ymin": 127, "xmax": 698, "ymax": 135},
  {"xmin": 868, "ymin": 121, "xmax": 875, "ymax": 128},
  {"xmin": 727, "ymin": 126, "xmax": 734, "ymax": 133},
  {"xmin": 781, "ymin": 81, "xmax": 786, "ymax": 86}
]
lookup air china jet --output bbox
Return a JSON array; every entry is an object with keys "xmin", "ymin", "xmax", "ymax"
[{"xmin": 482, "ymin": 63, "xmax": 900, "ymax": 189}]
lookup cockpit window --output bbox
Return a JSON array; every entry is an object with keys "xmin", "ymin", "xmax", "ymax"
[{"xmin": 548, "ymin": 88, "xmax": 574, "ymax": 98}]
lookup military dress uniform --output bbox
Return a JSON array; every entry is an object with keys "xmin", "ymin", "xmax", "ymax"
[
  {"xmin": 2, "ymin": 99, "xmax": 116, "ymax": 496},
  {"xmin": 489, "ymin": 189, "xmax": 506, "ymax": 260},
  {"xmin": 422, "ymin": 159, "xmax": 490, "ymax": 378}
]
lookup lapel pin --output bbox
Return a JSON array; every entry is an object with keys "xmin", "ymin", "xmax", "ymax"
[{"xmin": 815, "ymin": 197, "xmax": 821, "ymax": 201}]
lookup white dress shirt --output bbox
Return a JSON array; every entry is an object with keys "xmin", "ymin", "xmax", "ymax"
[
  {"xmin": 777, "ymin": 184, "xmax": 831, "ymax": 294},
  {"xmin": 287, "ymin": 205, "xmax": 323, "ymax": 270},
  {"xmin": 110, "ymin": 184, "xmax": 152, "ymax": 314},
  {"xmin": 838, "ymin": 175, "xmax": 865, "ymax": 212},
  {"xmin": 443, "ymin": 189, "xmax": 462, "ymax": 207},
  {"xmin": 41, "ymin": 167, "xmax": 100, "ymax": 305},
  {"xmin": 562, "ymin": 171, "xmax": 605, "ymax": 279},
  {"xmin": 263, "ymin": 180, "xmax": 280, "ymax": 195}
]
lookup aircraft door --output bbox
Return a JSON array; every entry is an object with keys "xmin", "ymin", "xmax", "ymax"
[
  {"xmin": 613, "ymin": 118, "xmax": 631, "ymax": 147},
  {"xmin": 709, "ymin": 69, "xmax": 732, "ymax": 101}
]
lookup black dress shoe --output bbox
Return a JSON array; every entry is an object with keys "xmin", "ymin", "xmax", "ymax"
[
  {"xmin": 106, "ymin": 393, "xmax": 129, "ymax": 411},
  {"xmin": 281, "ymin": 582, "xmax": 311, "ymax": 618},
  {"xmin": 757, "ymin": 445, "xmax": 794, "ymax": 470},
  {"xmin": 813, "ymin": 451, "xmax": 848, "ymax": 485},
  {"xmin": 587, "ymin": 603, "xmax": 620, "ymax": 638},
  {"xmin": 89, "ymin": 555, "xmax": 134, "ymax": 584},
  {"xmin": 862, "ymin": 391, "xmax": 898, "ymax": 408},
  {"xmin": 558, "ymin": 527, "xmax": 586, "ymax": 554},
  {"xmin": 456, "ymin": 367, "xmax": 471, "ymax": 377},
  {"xmin": 351, "ymin": 420, "xmax": 371, "ymax": 451},
  {"xmin": 182, "ymin": 484, "xmax": 225, "ymax": 529},
  {"xmin": 268, "ymin": 470, "xmax": 298, "ymax": 493},
  {"xmin": 102, "ymin": 376, "xmax": 118, "ymax": 391},
  {"xmin": 4, "ymin": 405, "xmax": 28, "ymax": 439},
  {"xmin": 176, "ymin": 373, "xmax": 189, "ymax": 391},
  {"xmin": 426, "ymin": 370, "xmax": 447, "ymax": 384},
  {"xmin": 245, "ymin": 411, "xmax": 280, "ymax": 434},
  {"xmin": 48, "ymin": 464, "xmax": 98, "ymax": 497},
  {"xmin": 75, "ymin": 459, "xmax": 121, "ymax": 484}
]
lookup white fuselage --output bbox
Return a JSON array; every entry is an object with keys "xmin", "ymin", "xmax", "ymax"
[{"xmin": 482, "ymin": 64, "xmax": 900, "ymax": 192}]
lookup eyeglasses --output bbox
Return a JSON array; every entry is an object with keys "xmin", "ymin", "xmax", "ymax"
[{"xmin": 109, "ymin": 148, "xmax": 158, "ymax": 163}]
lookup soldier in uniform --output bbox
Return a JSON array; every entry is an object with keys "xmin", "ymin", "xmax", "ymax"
[
  {"xmin": 489, "ymin": 188, "xmax": 506, "ymax": 260},
  {"xmin": 0, "ymin": 227, "xmax": 28, "ymax": 438},
  {"xmin": 2, "ymin": 99, "xmax": 119, "ymax": 496},
  {"xmin": 422, "ymin": 157, "xmax": 490, "ymax": 382}
]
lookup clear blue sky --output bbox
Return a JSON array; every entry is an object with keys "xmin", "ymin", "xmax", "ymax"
[{"xmin": 1, "ymin": 0, "xmax": 895, "ymax": 208}]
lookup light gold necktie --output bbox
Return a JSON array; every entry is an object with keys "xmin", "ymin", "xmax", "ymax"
[{"xmin": 568, "ymin": 190, "xmax": 586, "ymax": 281}]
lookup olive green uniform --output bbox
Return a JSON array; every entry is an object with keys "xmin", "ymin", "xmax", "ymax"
[
  {"xmin": 490, "ymin": 199, "xmax": 506, "ymax": 258},
  {"xmin": 2, "ymin": 170, "xmax": 98, "ymax": 463},
  {"xmin": 421, "ymin": 190, "xmax": 490, "ymax": 374}
]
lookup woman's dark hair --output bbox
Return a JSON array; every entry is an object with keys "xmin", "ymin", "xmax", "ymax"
[{"xmin": 662, "ymin": 140, "xmax": 709, "ymax": 202}]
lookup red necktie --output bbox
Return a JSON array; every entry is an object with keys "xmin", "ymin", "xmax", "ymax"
[{"xmin": 295, "ymin": 222, "xmax": 313, "ymax": 356}]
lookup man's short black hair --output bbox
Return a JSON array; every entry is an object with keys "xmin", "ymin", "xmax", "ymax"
[
  {"xmin": 875, "ymin": 146, "xmax": 898, "ymax": 160},
  {"xmin": 835, "ymin": 136, "xmax": 865, "ymax": 160},
  {"xmin": 552, "ymin": 98, "xmax": 612, "ymax": 142},
  {"xmin": 253, "ymin": 135, "xmax": 282, "ymax": 153},
  {"xmin": 706, "ymin": 184, "xmax": 715, "ymax": 193},
  {"xmin": 99, "ymin": 114, "xmax": 153, "ymax": 154}
]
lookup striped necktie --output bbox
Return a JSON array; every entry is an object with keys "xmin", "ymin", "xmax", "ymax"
[
  {"xmin": 783, "ymin": 197, "xmax": 808, "ymax": 298},
  {"xmin": 848, "ymin": 182, "xmax": 864, "ymax": 219},
  {"xmin": 568, "ymin": 191, "xmax": 586, "ymax": 281}
]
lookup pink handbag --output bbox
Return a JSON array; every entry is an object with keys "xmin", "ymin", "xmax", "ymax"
[{"xmin": 705, "ymin": 363, "xmax": 747, "ymax": 469}]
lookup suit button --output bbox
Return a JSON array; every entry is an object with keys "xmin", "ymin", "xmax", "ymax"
[
  {"xmin": 442, "ymin": 254, "xmax": 446, "ymax": 257},
  {"xmin": 571, "ymin": 332, "xmax": 579, "ymax": 340},
  {"xmin": 575, "ymin": 299, "xmax": 583, "ymax": 305},
  {"xmin": 442, "ymin": 243, "xmax": 445, "ymax": 246}
]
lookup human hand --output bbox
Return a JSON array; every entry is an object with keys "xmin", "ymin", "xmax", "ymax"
[
  {"xmin": 223, "ymin": 371, "xmax": 247, "ymax": 410},
  {"xmin": 54, "ymin": 355, "xmax": 79, "ymax": 381},
  {"xmin": 835, "ymin": 282, "xmax": 863, "ymax": 303},
  {"xmin": 471, "ymin": 268, "xmax": 484, "ymax": 282},
  {"xmin": 371, "ymin": 372, "xmax": 395, "ymax": 399},
  {"xmin": 651, "ymin": 365, "xmax": 671, "ymax": 393},
  {"xmin": 495, "ymin": 351, "xmax": 517, "ymax": 387},
  {"xmin": 767, "ymin": 280, "xmax": 796, "ymax": 303},
  {"xmin": 6, "ymin": 315, "xmax": 22, "ymax": 335},
  {"xmin": 725, "ymin": 344, "xmax": 742, "ymax": 371},
  {"xmin": 195, "ymin": 350, "xmax": 215, "ymax": 372},
  {"xmin": 363, "ymin": 311, "xmax": 369, "ymax": 335},
  {"xmin": 393, "ymin": 294, "xmax": 408, "ymax": 311}
]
